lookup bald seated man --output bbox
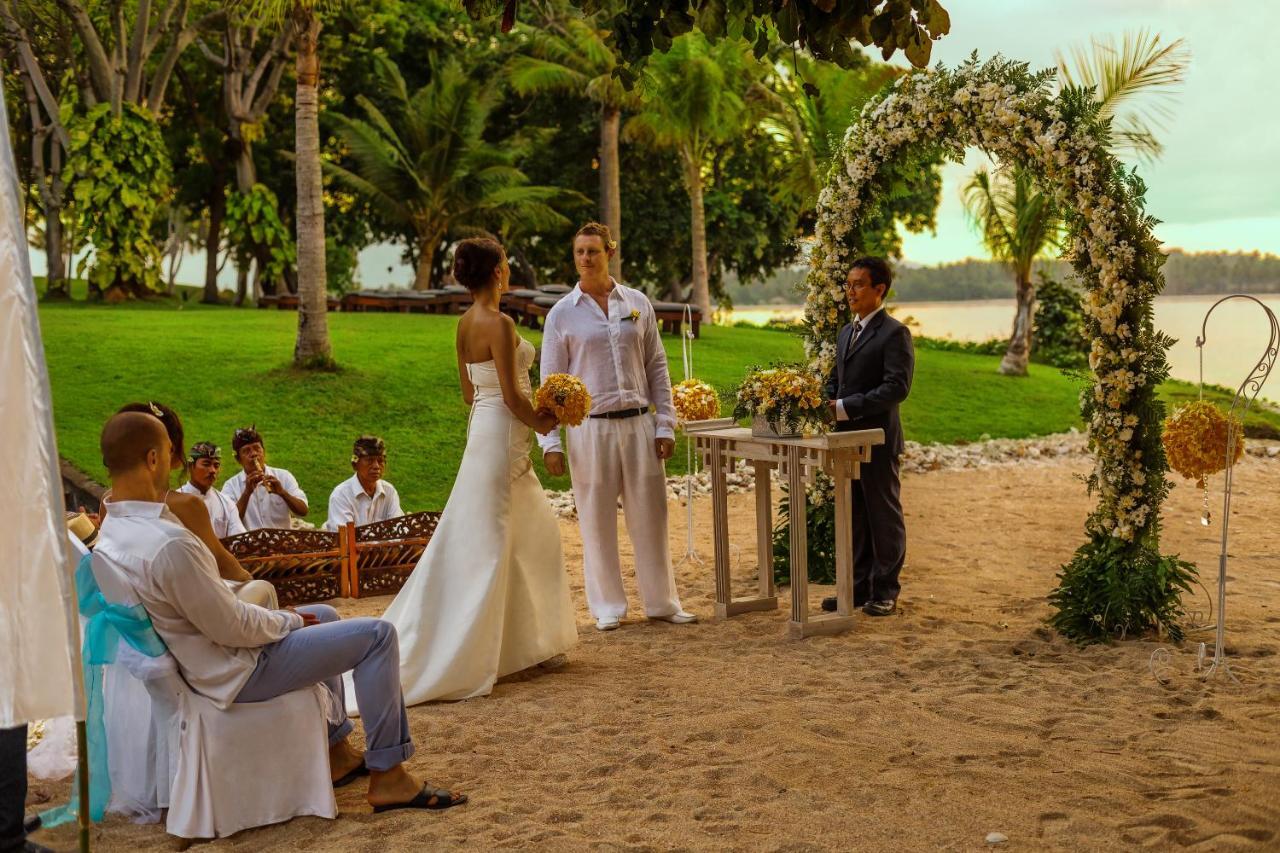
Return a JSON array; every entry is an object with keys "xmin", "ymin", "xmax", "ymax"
[{"xmin": 94, "ymin": 411, "xmax": 466, "ymax": 813}]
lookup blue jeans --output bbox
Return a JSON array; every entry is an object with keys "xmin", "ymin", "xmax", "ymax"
[{"xmin": 235, "ymin": 605, "xmax": 414, "ymax": 771}]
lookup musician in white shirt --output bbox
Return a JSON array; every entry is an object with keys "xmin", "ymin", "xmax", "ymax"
[
  {"xmin": 324, "ymin": 436, "xmax": 404, "ymax": 531},
  {"xmin": 221, "ymin": 426, "xmax": 309, "ymax": 530},
  {"xmin": 177, "ymin": 441, "xmax": 246, "ymax": 539},
  {"xmin": 96, "ymin": 411, "xmax": 466, "ymax": 812},
  {"xmin": 538, "ymin": 222, "xmax": 697, "ymax": 631}
]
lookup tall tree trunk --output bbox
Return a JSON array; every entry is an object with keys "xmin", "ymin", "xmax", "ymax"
[
  {"xmin": 599, "ymin": 106, "xmax": 622, "ymax": 280},
  {"xmin": 684, "ymin": 155, "xmax": 711, "ymax": 320},
  {"xmin": 43, "ymin": 209, "xmax": 68, "ymax": 299},
  {"xmin": 291, "ymin": 6, "xmax": 332, "ymax": 366},
  {"xmin": 999, "ymin": 274, "xmax": 1036, "ymax": 376},
  {"xmin": 413, "ymin": 241, "xmax": 435, "ymax": 291},
  {"xmin": 234, "ymin": 263, "xmax": 247, "ymax": 306},
  {"xmin": 203, "ymin": 169, "xmax": 225, "ymax": 304}
]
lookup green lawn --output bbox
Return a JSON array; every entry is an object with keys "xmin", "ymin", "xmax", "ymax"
[{"xmin": 37, "ymin": 298, "xmax": 1279, "ymax": 523}]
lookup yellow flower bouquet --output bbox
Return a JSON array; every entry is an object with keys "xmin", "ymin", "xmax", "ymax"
[
  {"xmin": 535, "ymin": 373, "xmax": 592, "ymax": 427},
  {"xmin": 733, "ymin": 364, "xmax": 828, "ymax": 437},
  {"xmin": 1161, "ymin": 400, "xmax": 1245, "ymax": 488},
  {"xmin": 672, "ymin": 378, "xmax": 721, "ymax": 423}
]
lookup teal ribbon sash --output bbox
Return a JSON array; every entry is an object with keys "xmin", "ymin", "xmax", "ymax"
[{"xmin": 41, "ymin": 553, "xmax": 169, "ymax": 827}]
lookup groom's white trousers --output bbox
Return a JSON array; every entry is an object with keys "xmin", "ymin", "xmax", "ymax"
[{"xmin": 566, "ymin": 414, "xmax": 683, "ymax": 620}]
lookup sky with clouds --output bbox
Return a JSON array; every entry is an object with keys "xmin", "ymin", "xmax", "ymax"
[{"xmin": 895, "ymin": 0, "xmax": 1280, "ymax": 264}]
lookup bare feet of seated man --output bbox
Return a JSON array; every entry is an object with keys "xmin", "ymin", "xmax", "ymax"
[{"xmin": 330, "ymin": 738, "xmax": 467, "ymax": 812}]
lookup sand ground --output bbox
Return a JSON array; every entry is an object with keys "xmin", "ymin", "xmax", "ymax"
[{"xmin": 31, "ymin": 456, "xmax": 1280, "ymax": 851}]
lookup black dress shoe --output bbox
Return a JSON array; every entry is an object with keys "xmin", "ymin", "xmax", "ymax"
[
  {"xmin": 821, "ymin": 595, "xmax": 868, "ymax": 613},
  {"xmin": 863, "ymin": 599, "xmax": 897, "ymax": 617}
]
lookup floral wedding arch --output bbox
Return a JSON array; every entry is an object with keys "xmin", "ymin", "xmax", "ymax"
[{"xmin": 802, "ymin": 56, "xmax": 1195, "ymax": 643}]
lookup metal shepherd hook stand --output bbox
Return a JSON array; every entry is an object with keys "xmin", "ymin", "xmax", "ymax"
[
  {"xmin": 679, "ymin": 305, "xmax": 704, "ymax": 566},
  {"xmin": 1196, "ymin": 295, "xmax": 1279, "ymax": 681}
]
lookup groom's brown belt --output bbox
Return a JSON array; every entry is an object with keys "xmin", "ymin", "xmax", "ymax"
[{"xmin": 589, "ymin": 407, "xmax": 649, "ymax": 419}]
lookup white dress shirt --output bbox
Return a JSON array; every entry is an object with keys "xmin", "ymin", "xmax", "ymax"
[
  {"xmin": 221, "ymin": 466, "xmax": 307, "ymax": 530},
  {"xmin": 95, "ymin": 499, "xmax": 301, "ymax": 707},
  {"xmin": 323, "ymin": 475, "xmax": 403, "ymax": 531},
  {"xmin": 178, "ymin": 481, "xmax": 247, "ymax": 539},
  {"xmin": 537, "ymin": 280, "xmax": 676, "ymax": 455},
  {"xmin": 835, "ymin": 306, "xmax": 885, "ymax": 422}
]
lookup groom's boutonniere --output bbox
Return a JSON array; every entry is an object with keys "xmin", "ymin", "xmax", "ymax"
[{"xmin": 625, "ymin": 308, "xmax": 641, "ymax": 323}]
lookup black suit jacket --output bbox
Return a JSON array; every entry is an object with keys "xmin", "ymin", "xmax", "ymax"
[{"xmin": 825, "ymin": 309, "xmax": 914, "ymax": 456}]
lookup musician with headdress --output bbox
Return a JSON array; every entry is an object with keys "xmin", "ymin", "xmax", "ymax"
[
  {"xmin": 324, "ymin": 435, "xmax": 403, "ymax": 531},
  {"xmin": 221, "ymin": 426, "xmax": 309, "ymax": 530},
  {"xmin": 177, "ymin": 441, "xmax": 246, "ymax": 539}
]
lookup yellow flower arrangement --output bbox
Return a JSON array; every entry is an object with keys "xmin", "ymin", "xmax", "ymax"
[
  {"xmin": 733, "ymin": 364, "xmax": 828, "ymax": 434},
  {"xmin": 672, "ymin": 379, "xmax": 721, "ymax": 423},
  {"xmin": 1161, "ymin": 400, "xmax": 1245, "ymax": 488},
  {"xmin": 535, "ymin": 373, "xmax": 592, "ymax": 427}
]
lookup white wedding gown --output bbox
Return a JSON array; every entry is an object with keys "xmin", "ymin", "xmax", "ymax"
[{"xmin": 360, "ymin": 338, "xmax": 577, "ymax": 706}]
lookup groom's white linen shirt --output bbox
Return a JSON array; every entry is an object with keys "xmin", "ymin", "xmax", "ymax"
[
  {"xmin": 537, "ymin": 280, "xmax": 676, "ymax": 455},
  {"xmin": 95, "ymin": 499, "xmax": 302, "ymax": 707},
  {"xmin": 177, "ymin": 481, "xmax": 247, "ymax": 539},
  {"xmin": 222, "ymin": 465, "xmax": 307, "ymax": 530},
  {"xmin": 834, "ymin": 306, "xmax": 885, "ymax": 423},
  {"xmin": 323, "ymin": 475, "xmax": 403, "ymax": 531}
]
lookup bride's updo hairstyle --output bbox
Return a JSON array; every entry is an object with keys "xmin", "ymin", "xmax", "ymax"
[{"xmin": 452, "ymin": 237, "xmax": 505, "ymax": 292}]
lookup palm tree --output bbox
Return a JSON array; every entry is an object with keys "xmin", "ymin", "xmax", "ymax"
[
  {"xmin": 508, "ymin": 14, "xmax": 636, "ymax": 279},
  {"xmin": 761, "ymin": 55, "xmax": 898, "ymax": 211},
  {"xmin": 1056, "ymin": 29, "xmax": 1189, "ymax": 162},
  {"xmin": 965, "ymin": 30, "xmax": 1189, "ymax": 376},
  {"xmin": 625, "ymin": 33, "xmax": 765, "ymax": 319},
  {"xmin": 244, "ymin": 0, "xmax": 332, "ymax": 367},
  {"xmin": 324, "ymin": 55, "xmax": 578, "ymax": 290},
  {"xmin": 963, "ymin": 167, "xmax": 1061, "ymax": 376}
]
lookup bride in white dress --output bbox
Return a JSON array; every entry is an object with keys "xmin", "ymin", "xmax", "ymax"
[{"xmin": 370, "ymin": 237, "xmax": 577, "ymax": 706}]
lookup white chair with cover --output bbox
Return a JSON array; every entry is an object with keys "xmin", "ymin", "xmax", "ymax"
[{"xmin": 89, "ymin": 550, "xmax": 338, "ymax": 839}]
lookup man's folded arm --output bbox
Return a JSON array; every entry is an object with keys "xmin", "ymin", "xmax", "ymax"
[{"xmin": 153, "ymin": 537, "xmax": 301, "ymax": 647}]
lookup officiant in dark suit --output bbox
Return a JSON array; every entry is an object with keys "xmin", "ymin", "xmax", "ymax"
[{"xmin": 822, "ymin": 257, "xmax": 914, "ymax": 617}]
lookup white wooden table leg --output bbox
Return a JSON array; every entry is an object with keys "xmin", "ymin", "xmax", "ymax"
[
  {"xmin": 753, "ymin": 460, "xmax": 775, "ymax": 599},
  {"xmin": 834, "ymin": 458, "xmax": 854, "ymax": 617},
  {"xmin": 787, "ymin": 445, "xmax": 809, "ymax": 632},
  {"xmin": 710, "ymin": 440, "xmax": 732, "ymax": 619}
]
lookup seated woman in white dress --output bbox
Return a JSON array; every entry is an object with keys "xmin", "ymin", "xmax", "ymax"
[{"xmin": 362, "ymin": 237, "xmax": 578, "ymax": 706}]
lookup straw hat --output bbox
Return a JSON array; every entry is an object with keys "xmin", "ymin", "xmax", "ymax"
[{"xmin": 65, "ymin": 510, "xmax": 99, "ymax": 548}]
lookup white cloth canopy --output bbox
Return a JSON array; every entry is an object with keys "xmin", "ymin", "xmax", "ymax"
[{"xmin": 0, "ymin": 78, "xmax": 83, "ymax": 727}]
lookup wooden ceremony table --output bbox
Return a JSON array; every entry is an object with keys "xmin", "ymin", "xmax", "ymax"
[{"xmin": 687, "ymin": 422, "xmax": 884, "ymax": 639}]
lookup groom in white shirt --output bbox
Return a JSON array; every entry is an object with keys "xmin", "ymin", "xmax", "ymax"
[{"xmin": 539, "ymin": 222, "xmax": 697, "ymax": 631}]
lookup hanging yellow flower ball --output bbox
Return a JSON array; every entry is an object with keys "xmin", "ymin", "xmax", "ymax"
[
  {"xmin": 535, "ymin": 373, "xmax": 592, "ymax": 427},
  {"xmin": 672, "ymin": 379, "xmax": 721, "ymax": 423},
  {"xmin": 1161, "ymin": 401, "xmax": 1245, "ymax": 488}
]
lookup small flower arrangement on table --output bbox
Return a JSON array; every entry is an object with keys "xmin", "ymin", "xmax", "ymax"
[
  {"xmin": 536, "ymin": 374, "xmax": 592, "ymax": 426},
  {"xmin": 672, "ymin": 378, "xmax": 721, "ymax": 424},
  {"xmin": 733, "ymin": 364, "xmax": 828, "ymax": 438},
  {"xmin": 1162, "ymin": 400, "xmax": 1245, "ymax": 489}
]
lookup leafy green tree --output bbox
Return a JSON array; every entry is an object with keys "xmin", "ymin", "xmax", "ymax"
[
  {"xmin": 508, "ymin": 12, "xmax": 636, "ymax": 278},
  {"xmin": 625, "ymin": 32, "xmax": 767, "ymax": 318},
  {"xmin": 470, "ymin": 0, "xmax": 952, "ymax": 72},
  {"xmin": 65, "ymin": 102, "xmax": 172, "ymax": 298},
  {"xmin": 323, "ymin": 54, "xmax": 578, "ymax": 289}
]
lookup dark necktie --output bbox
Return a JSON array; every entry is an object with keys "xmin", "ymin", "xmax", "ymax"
[{"xmin": 852, "ymin": 320, "xmax": 863, "ymax": 342}]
